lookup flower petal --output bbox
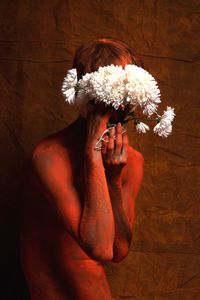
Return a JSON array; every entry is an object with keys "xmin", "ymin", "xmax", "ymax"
[
  {"xmin": 136, "ymin": 122, "xmax": 150, "ymax": 133},
  {"xmin": 61, "ymin": 68, "xmax": 78, "ymax": 104}
]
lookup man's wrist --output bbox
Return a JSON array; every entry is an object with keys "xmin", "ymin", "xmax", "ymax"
[
  {"xmin": 84, "ymin": 145, "xmax": 103, "ymax": 163},
  {"xmin": 106, "ymin": 172, "xmax": 123, "ymax": 188}
]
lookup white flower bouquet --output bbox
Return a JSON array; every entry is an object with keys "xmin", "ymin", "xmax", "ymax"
[{"xmin": 61, "ymin": 64, "xmax": 175, "ymax": 140}]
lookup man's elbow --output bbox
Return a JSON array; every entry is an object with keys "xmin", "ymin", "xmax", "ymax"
[
  {"xmin": 84, "ymin": 244, "xmax": 114, "ymax": 262},
  {"xmin": 79, "ymin": 227, "xmax": 114, "ymax": 261},
  {"xmin": 111, "ymin": 241, "xmax": 131, "ymax": 263},
  {"xmin": 92, "ymin": 249, "xmax": 113, "ymax": 262}
]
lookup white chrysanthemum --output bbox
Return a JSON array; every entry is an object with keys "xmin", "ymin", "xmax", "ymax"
[
  {"xmin": 160, "ymin": 106, "xmax": 175, "ymax": 124},
  {"xmin": 61, "ymin": 64, "xmax": 176, "ymax": 139},
  {"xmin": 143, "ymin": 103, "xmax": 158, "ymax": 116},
  {"xmin": 153, "ymin": 106, "xmax": 175, "ymax": 138},
  {"xmin": 62, "ymin": 65, "xmax": 161, "ymax": 112},
  {"xmin": 125, "ymin": 65, "xmax": 161, "ymax": 116},
  {"xmin": 78, "ymin": 65, "xmax": 126, "ymax": 110},
  {"xmin": 61, "ymin": 68, "xmax": 77, "ymax": 105},
  {"xmin": 154, "ymin": 123, "xmax": 172, "ymax": 138},
  {"xmin": 136, "ymin": 122, "xmax": 150, "ymax": 133}
]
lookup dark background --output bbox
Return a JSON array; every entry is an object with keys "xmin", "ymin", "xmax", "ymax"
[{"xmin": 0, "ymin": 1, "xmax": 200, "ymax": 299}]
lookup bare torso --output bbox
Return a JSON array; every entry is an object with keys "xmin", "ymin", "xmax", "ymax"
[
  {"xmin": 20, "ymin": 116, "xmax": 143, "ymax": 300},
  {"xmin": 20, "ymin": 119, "xmax": 116, "ymax": 300},
  {"xmin": 20, "ymin": 179, "xmax": 114, "ymax": 300}
]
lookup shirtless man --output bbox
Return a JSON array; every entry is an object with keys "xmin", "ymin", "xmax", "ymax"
[{"xmin": 20, "ymin": 39, "xmax": 144, "ymax": 300}]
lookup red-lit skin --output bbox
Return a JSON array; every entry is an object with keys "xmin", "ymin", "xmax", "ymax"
[{"xmin": 20, "ymin": 102, "xmax": 144, "ymax": 300}]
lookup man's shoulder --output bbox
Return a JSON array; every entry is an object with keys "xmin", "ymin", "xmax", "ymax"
[
  {"xmin": 121, "ymin": 146, "xmax": 144, "ymax": 184},
  {"xmin": 31, "ymin": 135, "xmax": 71, "ymax": 172},
  {"xmin": 127, "ymin": 146, "xmax": 144, "ymax": 165},
  {"xmin": 118, "ymin": 146, "xmax": 144, "ymax": 189}
]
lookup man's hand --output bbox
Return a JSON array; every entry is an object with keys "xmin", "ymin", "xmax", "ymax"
[
  {"xmin": 101, "ymin": 122, "xmax": 128, "ymax": 180},
  {"xmin": 85, "ymin": 102, "xmax": 114, "ymax": 153}
]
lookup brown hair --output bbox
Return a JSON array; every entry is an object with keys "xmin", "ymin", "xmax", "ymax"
[{"xmin": 72, "ymin": 38, "xmax": 144, "ymax": 80}]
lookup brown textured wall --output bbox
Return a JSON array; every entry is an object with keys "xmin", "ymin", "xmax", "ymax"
[{"xmin": 0, "ymin": 0, "xmax": 200, "ymax": 299}]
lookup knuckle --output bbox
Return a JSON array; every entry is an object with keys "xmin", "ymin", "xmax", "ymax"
[
  {"xmin": 123, "ymin": 137, "xmax": 128, "ymax": 145},
  {"xmin": 112, "ymin": 159, "xmax": 118, "ymax": 165},
  {"xmin": 115, "ymin": 140, "xmax": 122, "ymax": 146},
  {"xmin": 121, "ymin": 159, "xmax": 127, "ymax": 165},
  {"xmin": 107, "ymin": 144, "xmax": 114, "ymax": 150},
  {"xmin": 109, "ymin": 128, "xmax": 115, "ymax": 136},
  {"xmin": 116, "ymin": 127, "xmax": 122, "ymax": 134},
  {"xmin": 122, "ymin": 138, "xmax": 128, "ymax": 144}
]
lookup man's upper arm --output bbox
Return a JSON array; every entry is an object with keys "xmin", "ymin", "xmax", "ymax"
[
  {"xmin": 31, "ymin": 143, "xmax": 82, "ymax": 244},
  {"xmin": 122, "ymin": 149, "xmax": 144, "ymax": 228}
]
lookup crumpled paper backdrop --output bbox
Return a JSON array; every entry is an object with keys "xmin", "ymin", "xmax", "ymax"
[{"xmin": 0, "ymin": 0, "xmax": 199, "ymax": 299}]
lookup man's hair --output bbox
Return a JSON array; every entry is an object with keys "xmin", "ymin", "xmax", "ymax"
[{"xmin": 72, "ymin": 38, "xmax": 144, "ymax": 80}]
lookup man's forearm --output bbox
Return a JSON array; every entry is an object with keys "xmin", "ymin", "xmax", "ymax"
[
  {"xmin": 106, "ymin": 176, "xmax": 132, "ymax": 262},
  {"xmin": 79, "ymin": 148, "xmax": 115, "ymax": 260}
]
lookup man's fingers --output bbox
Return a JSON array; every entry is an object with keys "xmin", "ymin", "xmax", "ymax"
[
  {"xmin": 114, "ymin": 122, "xmax": 122, "ymax": 158},
  {"xmin": 101, "ymin": 135, "xmax": 108, "ymax": 155},
  {"xmin": 107, "ymin": 127, "xmax": 115, "ymax": 160},
  {"xmin": 121, "ymin": 131, "xmax": 128, "ymax": 163},
  {"xmin": 101, "ymin": 124, "xmax": 128, "ymax": 166}
]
